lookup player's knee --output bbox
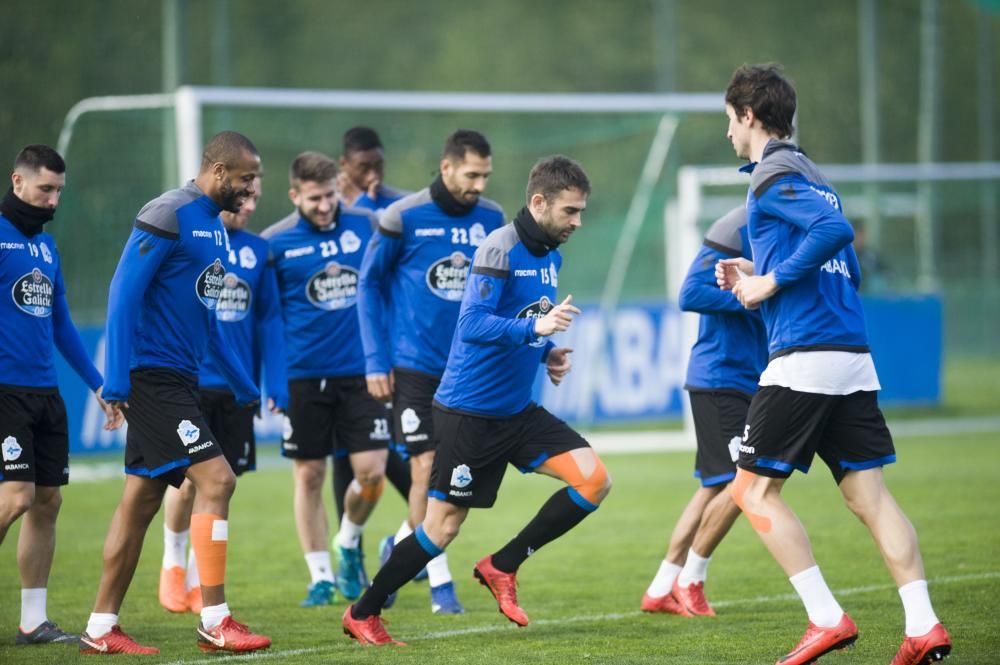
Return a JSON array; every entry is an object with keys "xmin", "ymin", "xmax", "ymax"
[
  {"xmin": 351, "ymin": 476, "xmax": 385, "ymax": 503},
  {"xmin": 1, "ymin": 490, "xmax": 34, "ymax": 523},
  {"xmin": 578, "ymin": 458, "xmax": 611, "ymax": 506},
  {"xmin": 294, "ymin": 460, "xmax": 326, "ymax": 491},
  {"xmin": 30, "ymin": 487, "xmax": 62, "ymax": 519}
]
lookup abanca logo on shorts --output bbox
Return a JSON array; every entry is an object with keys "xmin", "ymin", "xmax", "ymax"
[
  {"xmin": 306, "ymin": 261, "xmax": 359, "ymax": 310},
  {"xmin": 426, "ymin": 251, "xmax": 470, "ymax": 301},
  {"xmin": 12, "ymin": 268, "xmax": 54, "ymax": 317}
]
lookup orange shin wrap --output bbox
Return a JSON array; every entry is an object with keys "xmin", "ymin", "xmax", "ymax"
[
  {"xmin": 351, "ymin": 477, "xmax": 385, "ymax": 503},
  {"xmin": 540, "ymin": 450, "xmax": 609, "ymax": 506},
  {"xmin": 190, "ymin": 513, "xmax": 227, "ymax": 587},
  {"xmin": 730, "ymin": 469, "xmax": 772, "ymax": 534}
]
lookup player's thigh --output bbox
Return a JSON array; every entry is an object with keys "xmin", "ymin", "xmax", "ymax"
[
  {"xmin": 282, "ymin": 378, "xmax": 336, "ymax": 460},
  {"xmin": 509, "ymin": 404, "xmax": 590, "ymax": 474},
  {"xmin": 739, "ymin": 385, "xmax": 836, "ymax": 479},
  {"xmin": 690, "ymin": 391, "xmax": 751, "ymax": 488},
  {"xmin": 817, "ymin": 390, "xmax": 896, "ymax": 484},
  {"xmin": 391, "ymin": 368, "xmax": 439, "ymax": 458}
]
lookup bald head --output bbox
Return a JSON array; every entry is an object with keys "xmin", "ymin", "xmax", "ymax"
[{"xmin": 200, "ymin": 131, "xmax": 259, "ymax": 173}]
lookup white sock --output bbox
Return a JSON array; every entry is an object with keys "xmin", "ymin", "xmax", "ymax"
[
  {"xmin": 305, "ymin": 551, "xmax": 335, "ymax": 584},
  {"xmin": 334, "ymin": 514, "xmax": 364, "ymax": 550},
  {"xmin": 646, "ymin": 560, "xmax": 683, "ymax": 598},
  {"xmin": 163, "ymin": 526, "xmax": 189, "ymax": 570},
  {"xmin": 789, "ymin": 566, "xmax": 844, "ymax": 628},
  {"xmin": 20, "ymin": 588, "xmax": 47, "ymax": 633},
  {"xmin": 85, "ymin": 613, "xmax": 118, "ymax": 639},
  {"xmin": 395, "ymin": 519, "xmax": 413, "ymax": 544},
  {"xmin": 185, "ymin": 548, "xmax": 200, "ymax": 591},
  {"xmin": 200, "ymin": 602, "xmax": 230, "ymax": 630},
  {"xmin": 426, "ymin": 552, "xmax": 453, "ymax": 587},
  {"xmin": 677, "ymin": 548, "xmax": 712, "ymax": 587},
  {"xmin": 899, "ymin": 579, "xmax": 939, "ymax": 637}
]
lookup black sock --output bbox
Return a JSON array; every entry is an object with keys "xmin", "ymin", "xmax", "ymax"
[
  {"xmin": 385, "ymin": 448, "xmax": 412, "ymax": 498},
  {"xmin": 352, "ymin": 530, "xmax": 438, "ymax": 618},
  {"xmin": 491, "ymin": 487, "xmax": 596, "ymax": 573}
]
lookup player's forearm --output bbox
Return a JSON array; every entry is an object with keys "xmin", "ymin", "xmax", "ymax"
[{"xmin": 53, "ymin": 295, "xmax": 103, "ymax": 391}]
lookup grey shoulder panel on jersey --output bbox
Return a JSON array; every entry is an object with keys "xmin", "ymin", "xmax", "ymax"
[
  {"xmin": 260, "ymin": 212, "xmax": 299, "ymax": 240},
  {"xmin": 750, "ymin": 142, "xmax": 832, "ymax": 199},
  {"xmin": 703, "ymin": 207, "xmax": 746, "ymax": 256},
  {"xmin": 134, "ymin": 186, "xmax": 198, "ymax": 239},
  {"xmin": 472, "ymin": 224, "xmax": 518, "ymax": 278},
  {"xmin": 476, "ymin": 196, "xmax": 505, "ymax": 216},
  {"xmin": 379, "ymin": 188, "xmax": 432, "ymax": 237}
]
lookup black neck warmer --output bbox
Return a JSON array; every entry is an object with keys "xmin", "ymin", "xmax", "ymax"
[
  {"xmin": 430, "ymin": 175, "xmax": 476, "ymax": 217},
  {"xmin": 513, "ymin": 207, "xmax": 559, "ymax": 257},
  {"xmin": 1, "ymin": 188, "xmax": 54, "ymax": 237}
]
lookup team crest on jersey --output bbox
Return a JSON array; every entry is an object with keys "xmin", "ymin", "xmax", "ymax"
[
  {"xmin": 39, "ymin": 242, "xmax": 53, "ymax": 264},
  {"xmin": 339, "ymin": 230, "xmax": 362, "ymax": 254},
  {"xmin": 548, "ymin": 262, "xmax": 558, "ymax": 287},
  {"xmin": 450, "ymin": 464, "xmax": 472, "ymax": 489},
  {"xmin": 516, "ymin": 295, "xmax": 552, "ymax": 320},
  {"xmin": 469, "ymin": 223, "xmax": 487, "ymax": 246},
  {"xmin": 306, "ymin": 261, "xmax": 359, "ymax": 310},
  {"xmin": 12, "ymin": 268, "xmax": 54, "ymax": 317},
  {"xmin": 239, "ymin": 246, "xmax": 257, "ymax": 269},
  {"xmin": 177, "ymin": 420, "xmax": 201, "ymax": 446},
  {"xmin": 215, "ymin": 272, "xmax": 252, "ymax": 322},
  {"xmin": 195, "ymin": 258, "xmax": 226, "ymax": 309},
  {"xmin": 2, "ymin": 436, "xmax": 22, "ymax": 462},
  {"xmin": 426, "ymin": 251, "xmax": 471, "ymax": 301}
]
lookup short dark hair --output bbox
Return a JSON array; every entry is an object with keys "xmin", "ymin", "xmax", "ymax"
[
  {"xmin": 200, "ymin": 131, "xmax": 259, "ymax": 170},
  {"xmin": 725, "ymin": 64, "xmax": 796, "ymax": 139},
  {"xmin": 526, "ymin": 155, "xmax": 591, "ymax": 204},
  {"xmin": 289, "ymin": 151, "xmax": 337, "ymax": 188},
  {"xmin": 442, "ymin": 129, "xmax": 491, "ymax": 162},
  {"xmin": 343, "ymin": 127, "xmax": 383, "ymax": 156},
  {"xmin": 14, "ymin": 145, "xmax": 65, "ymax": 174}
]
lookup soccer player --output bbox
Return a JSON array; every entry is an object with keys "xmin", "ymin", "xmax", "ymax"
[
  {"xmin": 0, "ymin": 145, "xmax": 120, "ymax": 645},
  {"xmin": 336, "ymin": 126, "xmax": 409, "ymax": 213},
  {"xmin": 262, "ymin": 151, "xmax": 390, "ymax": 608},
  {"xmin": 343, "ymin": 155, "xmax": 612, "ymax": 646},
  {"xmin": 716, "ymin": 64, "xmax": 951, "ymax": 665},
  {"xmin": 641, "ymin": 207, "xmax": 766, "ymax": 617},
  {"xmin": 358, "ymin": 129, "xmax": 505, "ymax": 614},
  {"xmin": 81, "ymin": 131, "xmax": 271, "ymax": 655},
  {"xmin": 158, "ymin": 175, "xmax": 288, "ymax": 615}
]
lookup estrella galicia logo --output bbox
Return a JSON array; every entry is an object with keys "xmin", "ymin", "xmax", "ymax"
[
  {"xmin": 12, "ymin": 268, "xmax": 54, "ymax": 317},
  {"xmin": 215, "ymin": 272, "xmax": 252, "ymax": 322},
  {"xmin": 516, "ymin": 295, "xmax": 553, "ymax": 320},
  {"xmin": 195, "ymin": 258, "xmax": 226, "ymax": 309},
  {"xmin": 426, "ymin": 251, "xmax": 471, "ymax": 301},
  {"xmin": 306, "ymin": 261, "xmax": 359, "ymax": 310}
]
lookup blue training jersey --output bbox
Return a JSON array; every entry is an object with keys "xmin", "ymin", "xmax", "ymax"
[
  {"xmin": 0, "ymin": 216, "xmax": 102, "ymax": 391},
  {"xmin": 103, "ymin": 181, "xmax": 258, "ymax": 404},
  {"xmin": 680, "ymin": 207, "xmax": 767, "ymax": 395},
  {"xmin": 262, "ymin": 205, "xmax": 377, "ymax": 379},
  {"xmin": 358, "ymin": 186, "xmax": 505, "ymax": 378},
  {"xmin": 434, "ymin": 210, "xmax": 560, "ymax": 417},
  {"xmin": 743, "ymin": 140, "xmax": 866, "ymax": 360},
  {"xmin": 198, "ymin": 228, "xmax": 288, "ymax": 408},
  {"xmin": 351, "ymin": 184, "xmax": 408, "ymax": 214}
]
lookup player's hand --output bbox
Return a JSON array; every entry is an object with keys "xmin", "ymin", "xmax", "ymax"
[
  {"xmin": 534, "ymin": 295, "xmax": 581, "ymax": 337},
  {"xmin": 716, "ymin": 258, "xmax": 755, "ymax": 291},
  {"xmin": 546, "ymin": 347, "xmax": 574, "ymax": 385},
  {"xmin": 367, "ymin": 178, "xmax": 381, "ymax": 201},
  {"xmin": 266, "ymin": 397, "xmax": 284, "ymax": 415},
  {"xmin": 335, "ymin": 171, "xmax": 361, "ymax": 206},
  {"xmin": 366, "ymin": 371, "xmax": 394, "ymax": 403},
  {"xmin": 732, "ymin": 273, "xmax": 779, "ymax": 309},
  {"xmin": 98, "ymin": 388, "xmax": 126, "ymax": 430}
]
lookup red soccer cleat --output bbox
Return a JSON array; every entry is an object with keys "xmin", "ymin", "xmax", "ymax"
[
  {"xmin": 158, "ymin": 566, "xmax": 188, "ymax": 613},
  {"xmin": 777, "ymin": 613, "xmax": 858, "ymax": 665},
  {"xmin": 473, "ymin": 555, "xmax": 529, "ymax": 627},
  {"xmin": 891, "ymin": 624, "xmax": 951, "ymax": 665},
  {"xmin": 196, "ymin": 616, "xmax": 271, "ymax": 653},
  {"xmin": 641, "ymin": 591, "xmax": 691, "ymax": 616},
  {"xmin": 79, "ymin": 626, "xmax": 160, "ymax": 655},
  {"xmin": 672, "ymin": 578, "xmax": 716, "ymax": 617},
  {"xmin": 342, "ymin": 605, "xmax": 406, "ymax": 646}
]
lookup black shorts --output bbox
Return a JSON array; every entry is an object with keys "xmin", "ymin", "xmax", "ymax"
[
  {"xmin": 282, "ymin": 376, "xmax": 391, "ymax": 460},
  {"xmin": 739, "ymin": 386, "xmax": 896, "ymax": 484},
  {"xmin": 124, "ymin": 368, "xmax": 224, "ymax": 488},
  {"xmin": 392, "ymin": 368, "xmax": 440, "ymax": 456},
  {"xmin": 689, "ymin": 390, "xmax": 751, "ymax": 487},
  {"xmin": 0, "ymin": 387, "xmax": 69, "ymax": 486},
  {"xmin": 429, "ymin": 402, "xmax": 589, "ymax": 509},
  {"xmin": 199, "ymin": 388, "xmax": 256, "ymax": 476}
]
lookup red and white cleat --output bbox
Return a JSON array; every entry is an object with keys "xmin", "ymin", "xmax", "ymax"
[
  {"xmin": 672, "ymin": 578, "xmax": 716, "ymax": 617},
  {"xmin": 640, "ymin": 591, "xmax": 691, "ymax": 616},
  {"xmin": 79, "ymin": 626, "xmax": 159, "ymax": 655},
  {"xmin": 196, "ymin": 616, "xmax": 271, "ymax": 653},
  {"xmin": 473, "ymin": 555, "xmax": 529, "ymax": 627},
  {"xmin": 891, "ymin": 623, "xmax": 951, "ymax": 665},
  {"xmin": 776, "ymin": 613, "xmax": 858, "ymax": 665},
  {"xmin": 342, "ymin": 605, "xmax": 406, "ymax": 646}
]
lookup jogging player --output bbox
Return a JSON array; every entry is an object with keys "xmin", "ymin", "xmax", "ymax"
[
  {"xmin": 158, "ymin": 175, "xmax": 288, "ymax": 614},
  {"xmin": 358, "ymin": 129, "xmax": 505, "ymax": 614},
  {"xmin": 81, "ymin": 131, "xmax": 271, "ymax": 655},
  {"xmin": 262, "ymin": 151, "xmax": 390, "ymax": 607},
  {"xmin": 0, "ymin": 145, "xmax": 120, "ymax": 645},
  {"xmin": 343, "ymin": 155, "xmax": 612, "ymax": 646},
  {"xmin": 641, "ymin": 207, "xmax": 766, "ymax": 618},
  {"xmin": 716, "ymin": 63, "xmax": 950, "ymax": 665}
]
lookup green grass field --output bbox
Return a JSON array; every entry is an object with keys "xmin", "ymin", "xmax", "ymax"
[{"xmin": 2, "ymin": 432, "xmax": 998, "ymax": 664}]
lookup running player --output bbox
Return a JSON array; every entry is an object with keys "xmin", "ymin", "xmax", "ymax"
[
  {"xmin": 344, "ymin": 155, "xmax": 612, "ymax": 645},
  {"xmin": 358, "ymin": 129, "xmax": 505, "ymax": 614},
  {"xmin": 717, "ymin": 63, "xmax": 950, "ymax": 665},
  {"xmin": 642, "ymin": 207, "xmax": 766, "ymax": 618},
  {"xmin": 81, "ymin": 131, "xmax": 270, "ymax": 655}
]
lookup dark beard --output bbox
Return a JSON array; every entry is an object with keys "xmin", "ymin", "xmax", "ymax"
[{"xmin": 219, "ymin": 179, "xmax": 242, "ymax": 213}]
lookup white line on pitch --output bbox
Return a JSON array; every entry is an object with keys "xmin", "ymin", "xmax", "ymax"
[{"xmin": 159, "ymin": 570, "xmax": 998, "ymax": 665}]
